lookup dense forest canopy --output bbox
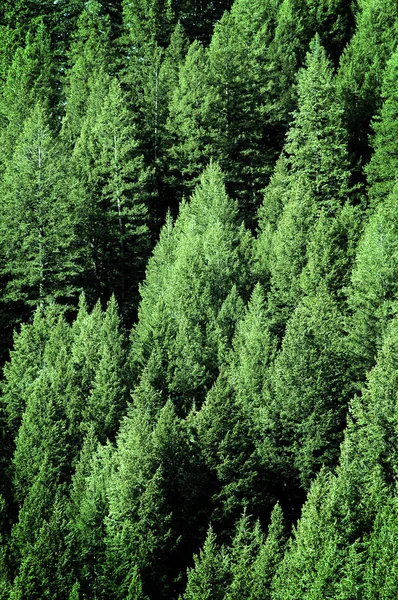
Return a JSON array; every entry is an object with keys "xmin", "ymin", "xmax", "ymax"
[{"xmin": 1, "ymin": 0, "xmax": 398, "ymax": 598}]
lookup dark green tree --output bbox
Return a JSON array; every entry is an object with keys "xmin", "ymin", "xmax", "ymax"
[
  {"xmin": 195, "ymin": 285, "xmax": 275, "ymax": 528},
  {"xmin": 70, "ymin": 75, "xmax": 150, "ymax": 313},
  {"xmin": 263, "ymin": 289, "xmax": 349, "ymax": 491},
  {"xmin": 337, "ymin": 0, "xmax": 398, "ymax": 174},
  {"xmin": 250, "ymin": 503, "xmax": 286, "ymax": 600},
  {"xmin": 61, "ymin": 1, "xmax": 115, "ymax": 149},
  {"xmin": 0, "ymin": 103, "xmax": 80, "ymax": 319},
  {"xmin": 348, "ymin": 185, "xmax": 398, "ymax": 379},
  {"xmin": 183, "ymin": 527, "xmax": 229, "ymax": 600},
  {"xmin": 365, "ymin": 48, "xmax": 398, "ymax": 210}
]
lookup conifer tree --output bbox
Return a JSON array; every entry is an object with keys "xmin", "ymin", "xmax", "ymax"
[
  {"xmin": 271, "ymin": 470, "xmax": 342, "ymax": 600},
  {"xmin": 166, "ymin": 41, "xmax": 211, "ymax": 202},
  {"xmin": 337, "ymin": 0, "xmax": 398, "ymax": 171},
  {"xmin": 250, "ymin": 503, "xmax": 286, "ymax": 600},
  {"xmin": 283, "ymin": 35, "xmax": 350, "ymax": 211},
  {"xmin": 70, "ymin": 75, "xmax": 150, "ymax": 313},
  {"xmin": 0, "ymin": 103, "xmax": 80, "ymax": 319},
  {"xmin": 225, "ymin": 513, "xmax": 263, "ymax": 600},
  {"xmin": 365, "ymin": 48, "xmax": 398, "ymax": 209},
  {"xmin": 121, "ymin": 0, "xmax": 174, "ymax": 48},
  {"xmin": 104, "ymin": 357, "xmax": 214, "ymax": 598},
  {"xmin": 362, "ymin": 499, "xmax": 398, "ymax": 599},
  {"xmin": 61, "ymin": 1, "xmax": 115, "ymax": 149},
  {"xmin": 183, "ymin": 527, "xmax": 229, "ymax": 600},
  {"xmin": 196, "ymin": 285, "xmax": 274, "ymax": 527},
  {"xmin": 67, "ymin": 433, "xmax": 114, "ymax": 600},
  {"xmin": 259, "ymin": 35, "xmax": 351, "ymax": 337},
  {"xmin": 131, "ymin": 163, "xmax": 253, "ymax": 416},
  {"xmin": 300, "ymin": 202, "xmax": 361, "ymax": 305},
  {"xmin": 0, "ymin": 22, "xmax": 53, "ymax": 173},
  {"xmin": 348, "ymin": 185, "xmax": 398, "ymax": 379},
  {"xmin": 264, "ymin": 289, "xmax": 349, "ymax": 490}
]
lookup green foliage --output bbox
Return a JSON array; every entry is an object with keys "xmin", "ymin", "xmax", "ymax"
[
  {"xmin": 284, "ymin": 35, "xmax": 350, "ymax": 211},
  {"xmin": 337, "ymin": 0, "xmax": 398, "ymax": 169},
  {"xmin": 0, "ymin": 23, "xmax": 54, "ymax": 171},
  {"xmin": 196, "ymin": 285, "xmax": 274, "ymax": 527},
  {"xmin": 131, "ymin": 163, "xmax": 253, "ymax": 415},
  {"xmin": 183, "ymin": 527, "xmax": 229, "ymax": 600},
  {"xmin": 70, "ymin": 74, "xmax": 150, "ymax": 313},
  {"xmin": 348, "ymin": 186, "xmax": 398, "ymax": 378},
  {"xmin": 264, "ymin": 289, "xmax": 349, "ymax": 489},
  {"xmin": 61, "ymin": 1, "xmax": 115, "ymax": 148},
  {"xmin": 366, "ymin": 48, "xmax": 398, "ymax": 209},
  {"xmin": 1, "ymin": 2, "xmax": 398, "ymax": 599},
  {"xmin": 0, "ymin": 103, "xmax": 80, "ymax": 317}
]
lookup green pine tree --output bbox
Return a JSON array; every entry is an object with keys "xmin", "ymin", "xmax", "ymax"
[
  {"xmin": 0, "ymin": 103, "xmax": 81, "ymax": 319},
  {"xmin": 365, "ymin": 48, "xmax": 398, "ymax": 210}
]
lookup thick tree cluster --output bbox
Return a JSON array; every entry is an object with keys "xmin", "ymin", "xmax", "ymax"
[{"xmin": 1, "ymin": 0, "xmax": 398, "ymax": 598}]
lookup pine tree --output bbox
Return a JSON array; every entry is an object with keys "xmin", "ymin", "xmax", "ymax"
[
  {"xmin": 259, "ymin": 36, "xmax": 351, "ymax": 338},
  {"xmin": 203, "ymin": 8, "xmax": 275, "ymax": 224},
  {"xmin": 250, "ymin": 503, "xmax": 286, "ymax": 600},
  {"xmin": 304, "ymin": 0, "xmax": 355, "ymax": 66},
  {"xmin": 365, "ymin": 48, "xmax": 398, "ymax": 210},
  {"xmin": 254, "ymin": 156, "xmax": 289, "ymax": 289},
  {"xmin": 0, "ymin": 103, "xmax": 80, "ymax": 319},
  {"xmin": 196, "ymin": 285, "xmax": 275, "ymax": 528},
  {"xmin": 348, "ymin": 185, "xmax": 398, "ymax": 379},
  {"xmin": 363, "ymin": 499, "xmax": 398, "ymax": 599},
  {"xmin": 284, "ymin": 35, "xmax": 350, "ymax": 212},
  {"xmin": 61, "ymin": 1, "xmax": 115, "ymax": 149},
  {"xmin": 130, "ymin": 163, "xmax": 253, "ymax": 416},
  {"xmin": 225, "ymin": 513, "xmax": 263, "ymax": 600},
  {"xmin": 121, "ymin": 0, "xmax": 174, "ymax": 48},
  {"xmin": 183, "ymin": 527, "xmax": 229, "ymax": 600},
  {"xmin": 70, "ymin": 75, "xmax": 150, "ymax": 314},
  {"xmin": 337, "ymin": 0, "xmax": 398, "ymax": 173},
  {"xmin": 82, "ymin": 296, "xmax": 129, "ymax": 442},
  {"xmin": 300, "ymin": 202, "xmax": 361, "ymax": 305},
  {"xmin": 264, "ymin": 289, "xmax": 349, "ymax": 490},
  {"xmin": 0, "ymin": 22, "xmax": 54, "ymax": 173},
  {"xmin": 67, "ymin": 432, "xmax": 113, "ymax": 600},
  {"xmin": 271, "ymin": 470, "xmax": 342, "ymax": 600},
  {"xmin": 166, "ymin": 41, "xmax": 212, "ymax": 203}
]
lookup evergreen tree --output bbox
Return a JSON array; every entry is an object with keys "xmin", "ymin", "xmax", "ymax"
[
  {"xmin": 61, "ymin": 1, "xmax": 115, "ymax": 149},
  {"xmin": 196, "ymin": 285, "xmax": 275, "ymax": 528},
  {"xmin": 130, "ymin": 163, "xmax": 253, "ymax": 416},
  {"xmin": 365, "ymin": 48, "xmax": 398, "ymax": 210},
  {"xmin": 348, "ymin": 185, "xmax": 398, "ymax": 379},
  {"xmin": 67, "ymin": 433, "xmax": 113, "ymax": 600},
  {"xmin": 362, "ymin": 499, "xmax": 398, "ymax": 599},
  {"xmin": 0, "ymin": 103, "xmax": 80, "ymax": 319},
  {"xmin": 337, "ymin": 0, "xmax": 398, "ymax": 173},
  {"xmin": 121, "ymin": 0, "xmax": 174, "ymax": 48},
  {"xmin": 259, "ymin": 36, "xmax": 351, "ymax": 338},
  {"xmin": 300, "ymin": 202, "xmax": 361, "ymax": 305},
  {"xmin": 271, "ymin": 470, "xmax": 342, "ymax": 600},
  {"xmin": 250, "ymin": 503, "xmax": 286, "ymax": 600},
  {"xmin": 105, "ymin": 400, "xmax": 199, "ymax": 599},
  {"xmin": 263, "ymin": 289, "xmax": 349, "ymax": 491},
  {"xmin": 70, "ymin": 75, "xmax": 150, "ymax": 314},
  {"xmin": 283, "ymin": 35, "xmax": 350, "ymax": 211},
  {"xmin": 225, "ymin": 513, "xmax": 263, "ymax": 600},
  {"xmin": 0, "ymin": 22, "xmax": 53, "ymax": 173},
  {"xmin": 166, "ymin": 41, "xmax": 212, "ymax": 203},
  {"xmin": 183, "ymin": 527, "xmax": 229, "ymax": 600}
]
